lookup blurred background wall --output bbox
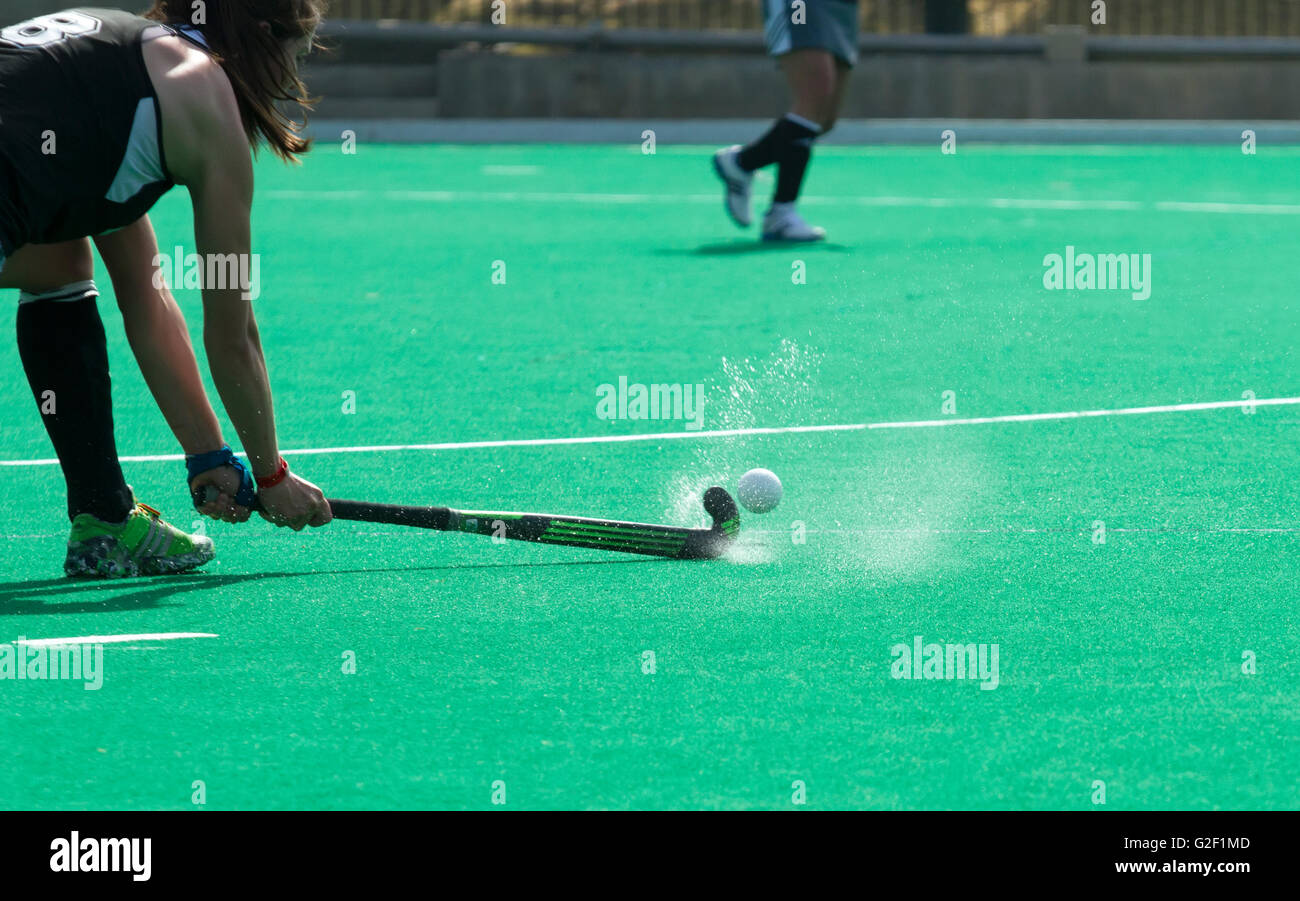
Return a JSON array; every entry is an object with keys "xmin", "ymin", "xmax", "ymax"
[
  {"xmin": 325, "ymin": 0, "xmax": 1300, "ymax": 37},
  {"xmin": 6, "ymin": 1, "xmax": 1300, "ymax": 119}
]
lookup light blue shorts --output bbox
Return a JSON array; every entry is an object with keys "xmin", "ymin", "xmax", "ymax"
[{"xmin": 763, "ymin": 0, "xmax": 860, "ymax": 67}]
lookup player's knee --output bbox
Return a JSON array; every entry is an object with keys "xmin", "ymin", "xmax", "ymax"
[{"xmin": 4, "ymin": 240, "xmax": 94, "ymax": 293}]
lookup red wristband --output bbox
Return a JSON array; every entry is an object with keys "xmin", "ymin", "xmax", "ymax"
[{"xmin": 255, "ymin": 457, "xmax": 289, "ymax": 489}]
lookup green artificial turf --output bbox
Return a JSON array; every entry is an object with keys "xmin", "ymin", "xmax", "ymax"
[{"xmin": 0, "ymin": 143, "xmax": 1296, "ymax": 809}]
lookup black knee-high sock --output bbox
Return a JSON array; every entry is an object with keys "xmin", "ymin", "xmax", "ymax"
[
  {"xmin": 17, "ymin": 298, "xmax": 133, "ymax": 523},
  {"xmin": 775, "ymin": 144, "xmax": 814, "ymax": 204},
  {"xmin": 736, "ymin": 112, "xmax": 821, "ymax": 179}
]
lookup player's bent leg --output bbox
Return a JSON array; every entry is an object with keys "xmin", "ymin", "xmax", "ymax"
[
  {"xmin": 758, "ymin": 51, "xmax": 837, "ymax": 241},
  {"xmin": 17, "ymin": 282, "xmax": 134, "ymax": 523},
  {"xmin": 17, "ymin": 285, "xmax": 214, "ymax": 578},
  {"xmin": 730, "ymin": 0, "xmax": 855, "ymax": 238},
  {"xmin": 759, "ymin": 61, "xmax": 849, "ymax": 243},
  {"xmin": 722, "ymin": 106, "xmax": 823, "ymax": 232},
  {"xmin": 731, "ymin": 47, "xmax": 832, "ymax": 179},
  {"xmin": 6, "ymin": 241, "xmax": 215, "ymax": 578},
  {"xmin": 755, "ymin": 0, "xmax": 860, "ymax": 241},
  {"xmin": 18, "ymin": 287, "xmax": 215, "ymax": 577}
]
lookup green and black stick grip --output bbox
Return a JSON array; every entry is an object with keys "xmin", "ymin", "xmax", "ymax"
[{"xmin": 194, "ymin": 485, "xmax": 740, "ymax": 560}]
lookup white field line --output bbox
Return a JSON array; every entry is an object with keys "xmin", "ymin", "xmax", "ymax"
[
  {"xmin": 748, "ymin": 527, "xmax": 1299, "ymax": 535},
  {"xmin": 14, "ymin": 633, "xmax": 218, "ymax": 647},
  {"xmin": 1, "ymin": 396, "xmax": 1296, "ymax": 468},
  {"xmin": 261, "ymin": 189, "xmax": 1300, "ymax": 215}
]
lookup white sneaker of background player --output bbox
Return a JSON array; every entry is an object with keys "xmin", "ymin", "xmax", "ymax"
[
  {"xmin": 712, "ymin": 145, "xmax": 753, "ymax": 227},
  {"xmin": 762, "ymin": 203, "xmax": 826, "ymax": 242}
]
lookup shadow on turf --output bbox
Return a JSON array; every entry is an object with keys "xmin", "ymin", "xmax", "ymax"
[
  {"xmin": 0, "ymin": 573, "xmax": 268, "ymax": 617},
  {"xmin": 659, "ymin": 241, "xmax": 852, "ymax": 256},
  {"xmin": 0, "ymin": 559, "xmax": 660, "ymax": 616}
]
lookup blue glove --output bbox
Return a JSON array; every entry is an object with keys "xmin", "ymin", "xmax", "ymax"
[{"xmin": 185, "ymin": 444, "xmax": 257, "ymax": 509}]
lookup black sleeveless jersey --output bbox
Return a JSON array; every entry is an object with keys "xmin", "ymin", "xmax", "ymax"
[{"xmin": 0, "ymin": 7, "xmax": 177, "ymax": 256}]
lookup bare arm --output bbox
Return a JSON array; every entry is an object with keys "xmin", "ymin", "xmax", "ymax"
[
  {"xmin": 94, "ymin": 215, "xmax": 224, "ymax": 457},
  {"xmin": 147, "ymin": 34, "xmax": 280, "ymax": 475},
  {"xmin": 185, "ymin": 143, "xmax": 283, "ymax": 479},
  {"xmin": 146, "ymin": 34, "xmax": 328, "ymax": 528}
]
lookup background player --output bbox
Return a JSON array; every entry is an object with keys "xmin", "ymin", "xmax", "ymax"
[{"xmin": 712, "ymin": 0, "xmax": 860, "ymax": 242}]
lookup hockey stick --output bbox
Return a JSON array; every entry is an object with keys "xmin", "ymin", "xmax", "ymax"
[{"xmin": 194, "ymin": 485, "xmax": 740, "ymax": 560}]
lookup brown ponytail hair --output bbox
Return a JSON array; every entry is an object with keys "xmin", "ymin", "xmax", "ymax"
[{"xmin": 144, "ymin": 1, "xmax": 327, "ymax": 162}]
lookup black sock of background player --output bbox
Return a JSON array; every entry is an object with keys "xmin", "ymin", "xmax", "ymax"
[
  {"xmin": 17, "ymin": 298, "xmax": 133, "ymax": 523},
  {"xmin": 774, "ymin": 128, "xmax": 817, "ymax": 204},
  {"xmin": 736, "ymin": 113, "xmax": 821, "ymax": 174}
]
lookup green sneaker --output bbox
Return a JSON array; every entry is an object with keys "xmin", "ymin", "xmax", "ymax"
[{"xmin": 64, "ymin": 502, "xmax": 215, "ymax": 579}]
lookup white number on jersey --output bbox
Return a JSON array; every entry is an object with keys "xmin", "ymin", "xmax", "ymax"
[{"xmin": 1, "ymin": 11, "xmax": 102, "ymax": 48}]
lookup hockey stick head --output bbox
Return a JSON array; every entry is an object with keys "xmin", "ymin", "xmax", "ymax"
[
  {"xmin": 678, "ymin": 486, "xmax": 740, "ymax": 559},
  {"xmin": 703, "ymin": 486, "xmax": 739, "ymax": 532}
]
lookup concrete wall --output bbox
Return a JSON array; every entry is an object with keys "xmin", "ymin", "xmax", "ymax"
[
  {"xmin": 435, "ymin": 49, "xmax": 1300, "ymax": 120},
  {"xmin": 7, "ymin": 3, "xmax": 1298, "ymax": 121}
]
